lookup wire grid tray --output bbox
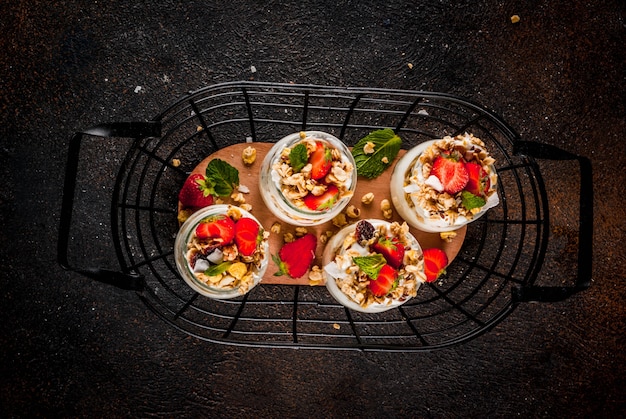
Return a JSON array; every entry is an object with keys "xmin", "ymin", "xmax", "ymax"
[{"xmin": 58, "ymin": 81, "xmax": 592, "ymax": 351}]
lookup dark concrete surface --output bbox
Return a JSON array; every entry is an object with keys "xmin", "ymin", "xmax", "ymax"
[{"xmin": 1, "ymin": 1, "xmax": 625, "ymax": 417}]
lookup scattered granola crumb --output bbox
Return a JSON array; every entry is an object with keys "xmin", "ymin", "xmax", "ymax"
[
  {"xmin": 345, "ymin": 205, "xmax": 360, "ymax": 219},
  {"xmin": 242, "ymin": 146, "xmax": 257, "ymax": 165},
  {"xmin": 283, "ymin": 232, "xmax": 295, "ymax": 243},
  {"xmin": 510, "ymin": 14, "xmax": 520, "ymax": 23},
  {"xmin": 363, "ymin": 141, "xmax": 376, "ymax": 154},
  {"xmin": 332, "ymin": 213, "xmax": 348, "ymax": 227},
  {"xmin": 171, "ymin": 158, "xmax": 181, "ymax": 167},
  {"xmin": 381, "ymin": 156, "xmax": 389, "ymax": 164},
  {"xmin": 270, "ymin": 222, "xmax": 282, "ymax": 235},
  {"xmin": 333, "ymin": 323, "xmax": 341, "ymax": 330},
  {"xmin": 295, "ymin": 227, "xmax": 308, "ymax": 237},
  {"xmin": 439, "ymin": 231, "xmax": 457, "ymax": 242},
  {"xmin": 407, "ymin": 63, "xmax": 414, "ymax": 70},
  {"xmin": 361, "ymin": 192, "xmax": 375, "ymax": 205}
]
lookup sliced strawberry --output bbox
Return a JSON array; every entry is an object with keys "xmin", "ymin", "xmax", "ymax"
[
  {"xmin": 195, "ymin": 214, "xmax": 235, "ymax": 245},
  {"xmin": 309, "ymin": 141, "xmax": 333, "ymax": 180},
  {"xmin": 464, "ymin": 162, "xmax": 490, "ymax": 197},
  {"xmin": 367, "ymin": 264, "xmax": 398, "ymax": 297},
  {"xmin": 273, "ymin": 233, "xmax": 317, "ymax": 278},
  {"xmin": 430, "ymin": 152, "xmax": 469, "ymax": 195},
  {"xmin": 371, "ymin": 236, "xmax": 405, "ymax": 269},
  {"xmin": 422, "ymin": 248, "xmax": 448, "ymax": 282},
  {"xmin": 234, "ymin": 217, "xmax": 261, "ymax": 256},
  {"xmin": 303, "ymin": 184, "xmax": 340, "ymax": 211},
  {"xmin": 178, "ymin": 173, "xmax": 214, "ymax": 208}
]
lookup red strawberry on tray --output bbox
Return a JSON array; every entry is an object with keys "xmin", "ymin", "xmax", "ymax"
[
  {"xmin": 195, "ymin": 214, "xmax": 236, "ymax": 245},
  {"xmin": 367, "ymin": 264, "xmax": 398, "ymax": 297},
  {"xmin": 422, "ymin": 247, "xmax": 448, "ymax": 282},
  {"xmin": 431, "ymin": 152, "xmax": 469, "ymax": 194},
  {"xmin": 178, "ymin": 173, "xmax": 215, "ymax": 208},
  {"xmin": 234, "ymin": 217, "xmax": 261, "ymax": 256},
  {"xmin": 273, "ymin": 233, "xmax": 317, "ymax": 278},
  {"xmin": 371, "ymin": 236, "xmax": 405, "ymax": 269}
]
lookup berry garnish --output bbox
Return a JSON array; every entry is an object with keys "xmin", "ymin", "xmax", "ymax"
[
  {"xmin": 234, "ymin": 217, "xmax": 261, "ymax": 257},
  {"xmin": 355, "ymin": 220, "xmax": 376, "ymax": 242},
  {"xmin": 303, "ymin": 184, "xmax": 340, "ymax": 211},
  {"xmin": 371, "ymin": 236, "xmax": 405, "ymax": 269},
  {"xmin": 195, "ymin": 215, "xmax": 236, "ymax": 245},
  {"xmin": 309, "ymin": 141, "xmax": 333, "ymax": 180},
  {"xmin": 367, "ymin": 264, "xmax": 398, "ymax": 297},
  {"xmin": 273, "ymin": 234, "xmax": 317, "ymax": 278},
  {"xmin": 422, "ymin": 248, "xmax": 448, "ymax": 282},
  {"xmin": 431, "ymin": 152, "xmax": 469, "ymax": 194}
]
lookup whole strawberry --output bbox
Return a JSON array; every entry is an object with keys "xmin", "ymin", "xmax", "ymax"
[
  {"xmin": 273, "ymin": 233, "xmax": 317, "ymax": 278},
  {"xmin": 179, "ymin": 173, "xmax": 214, "ymax": 208}
]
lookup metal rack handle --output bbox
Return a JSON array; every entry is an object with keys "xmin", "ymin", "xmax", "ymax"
[
  {"xmin": 57, "ymin": 122, "xmax": 161, "ymax": 291},
  {"xmin": 512, "ymin": 141, "xmax": 593, "ymax": 303}
]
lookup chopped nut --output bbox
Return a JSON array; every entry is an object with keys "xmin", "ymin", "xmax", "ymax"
[
  {"xmin": 382, "ymin": 209, "xmax": 393, "ymax": 219},
  {"xmin": 283, "ymin": 232, "xmax": 295, "ymax": 243},
  {"xmin": 227, "ymin": 262, "xmax": 248, "ymax": 280},
  {"xmin": 171, "ymin": 158, "xmax": 181, "ymax": 167},
  {"xmin": 196, "ymin": 125, "xmax": 203, "ymax": 132},
  {"xmin": 177, "ymin": 208, "xmax": 194, "ymax": 224},
  {"xmin": 332, "ymin": 213, "xmax": 348, "ymax": 228},
  {"xmin": 439, "ymin": 231, "xmax": 457, "ymax": 242},
  {"xmin": 231, "ymin": 192, "xmax": 246, "ymax": 204},
  {"xmin": 295, "ymin": 227, "xmax": 308, "ymax": 237},
  {"xmin": 361, "ymin": 192, "xmax": 375, "ymax": 205},
  {"xmin": 270, "ymin": 222, "xmax": 282, "ymax": 235},
  {"xmin": 407, "ymin": 63, "xmax": 414, "ymax": 70},
  {"xmin": 333, "ymin": 323, "xmax": 341, "ymax": 330},
  {"xmin": 242, "ymin": 146, "xmax": 257, "ymax": 165},
  {"xmin": 345, "ymin": 205, "xmax": 361, "ymax": 219},
  {"xmin": 510, "ymin": 14, "xmax": 520, "ymax": 23},
  {"xmin": 308, "ymin": 265, "xmax": 324, "ymax": 285},
  {"xmin": 363, "ymin": 141, "xmax": 376, "ymax": 154},
  {"xmin": 380, "ymin": 199, "xmax": 391, "ymax": 211},
  {"xmin": 239, "ymin": 203, "xmax": 252, "ymax": 212}
]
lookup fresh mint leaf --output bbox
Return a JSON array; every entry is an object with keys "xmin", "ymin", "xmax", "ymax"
[
  {"xmin": 204, "ymin": 261, "xmax": 232, "ymax": 277},
  {"xmin": 205, "ymin": 159, "xmax": 239, "ymax": 197},
  {"xmin": 352, "ymin": 254, "xmax": 386, "ymax": 279},
  {"xmin": 289, "ymin": 143, "xmax": 308, "ymax": 172},
  {"xmin": 351, "ymin": 128, "xmax": 402, "ymax": 179},
  {"xmin": 461, "ymin": 191, "xmax": 486, "ymax": 211}
]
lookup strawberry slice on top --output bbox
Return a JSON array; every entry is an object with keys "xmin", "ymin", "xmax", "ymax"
[
  {"xmin": 195, "ymin": 214, "xmax": 236, "ymax": 245},
  {"xmin": 464, "ymin": 162, "xmax": 490, "ymax": 197},
  {"xmin": 430, "ymin": 151, "xmax": 469, "ymax": 195},
  {"xmin": 234, "ymin": 217, "xmax": 261, "ymax": 256},
  {"xmin": 303, "ymin": 184, "xmax": 339, "ymax": 211},
  {"xmin": 371, "ymin": 236, "xmax": 405, "ymax": 269},
  {"xmin": 309, "ymin": 141, "xmax": 333, "ymax": 180},
  {"xmin": 367, "ymin": 264, "xmax": 398, "ymax": 297}
]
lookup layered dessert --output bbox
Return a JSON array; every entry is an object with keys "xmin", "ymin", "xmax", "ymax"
[
  {"xmin": 174, "ymin": 205, "xmax": 269, "ymax": 299},
  {"xmin": 390, "ymin": 133, "xmax": 499, "ymax": 232},
  {"xmin": 323, "ymin": 219, "xmax": 425, "ymax": 313},
  {"xmin": 259, "ymin": 131, "xmax": 356, "ymax": 226}
]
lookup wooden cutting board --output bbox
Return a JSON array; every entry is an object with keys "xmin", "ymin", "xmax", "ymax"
[{"xmin": 179, "ymin": 143, "xmax": 465, "ymax": 285}]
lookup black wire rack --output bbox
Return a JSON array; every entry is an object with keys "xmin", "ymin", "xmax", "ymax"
[{"xmin": 58, "ymin": 81, "xmax": 592, "ymax": 351}]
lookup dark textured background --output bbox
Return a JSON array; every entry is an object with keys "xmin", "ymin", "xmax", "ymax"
[{"xmin": 1, "ymin": 1, "xmax": 625, "ymax": 417}]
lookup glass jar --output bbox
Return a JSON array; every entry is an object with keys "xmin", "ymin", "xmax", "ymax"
[
  {"xmin": 390, "ymin": 136, "xmax": 499, "ymax": 233},
  {"xmin": 259, "ymin": 131, "xmax": 357, "ymax": 226},
  {"xmin": 174, "ymin": 204, "xmax": 269, "ymax": 299}
]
